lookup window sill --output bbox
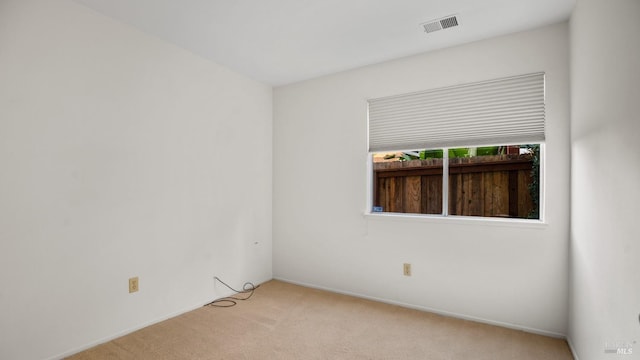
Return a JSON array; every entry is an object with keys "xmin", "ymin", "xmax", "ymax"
[{"xmin": 363, "ymin": 212, "xmax": 548, "ymax": 229}]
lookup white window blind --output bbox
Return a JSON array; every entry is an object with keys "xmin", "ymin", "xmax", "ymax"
[{"xmin": 368, "ymin": 73, "xmax": 545, "ymax": 152}]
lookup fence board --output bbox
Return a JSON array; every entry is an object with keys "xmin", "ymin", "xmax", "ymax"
[
  {"xmin": 470, "ymin": 172, "xmax": 483, "ymax": 216},
  {"xmin": 388, "ymin": 177, "xmax": 403, "ymax": 212},
  {"xmin": 509, "ymin": 171, "xmax": 519, "ymax": 217},
  {"xmin": 423, "ymin": 175, "xmax": 442, "ymax": 214},
  {"xmin": 518, "ymin": 171, "xmax": 533, "ymax": 216},
  {"xmin": 483, "ymin": 172, "xmax": 494, "ymax": 216},
  {"xmin": 373, "ymin": 154, "xmax": 536, "ymax": 218},
  {"xmin": 404, "ymin": 176, "xmax": 422, "ymax": 214},
  {"xmin": 492, "ymin": 171, "xmax": 509, "ymax": 217}
]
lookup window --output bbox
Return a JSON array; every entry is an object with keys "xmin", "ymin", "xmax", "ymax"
[
  {"xmin": 368, "ymin": 73, "xmax": 544, "ymax": 220},
  {"xmin": 372, "ymin": 144, "xmax": 541, "ymax": 219}
]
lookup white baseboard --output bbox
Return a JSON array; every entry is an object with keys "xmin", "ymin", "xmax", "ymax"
[
  {"xmin": 566, "ymin": 337, "xmax": 580, "ymax": 360},
  {"xmin": 274, "ymin": 276, "xmax": 568, "ymax": 339}
]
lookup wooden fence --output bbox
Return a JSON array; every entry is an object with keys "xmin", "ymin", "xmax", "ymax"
[{"xmin": 373, "ymin": 154, "xmax": 536, "ymax": 219}]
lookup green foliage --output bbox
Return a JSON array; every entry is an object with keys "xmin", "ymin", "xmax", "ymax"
[
  {"xmin": 525, "ymin": 144, "xmax": 540, "ymax": 219},
  {"xmin": 401, "ymin": 154, "xmax": 413, "ymax": 161},
  {"xmin": 449, "ymin": 148, "xmax": 468, "ymax": 158},
  {"xmin": 476, "ymin": 146, "xmax": 499, "ymax": 156},
  {"xmin": 420, "ymin": 149, "xmax": 443, "ymax": 159}
]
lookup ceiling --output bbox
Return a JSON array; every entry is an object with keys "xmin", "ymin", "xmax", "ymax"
[{"xmin": 74, "ymin": 0, "xmax": 575, "ymax": 86}]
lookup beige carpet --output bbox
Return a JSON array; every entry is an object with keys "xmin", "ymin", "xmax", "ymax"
[{"xmin": 68, "ymin": 280, "xmax": 573, "ymax": 359}]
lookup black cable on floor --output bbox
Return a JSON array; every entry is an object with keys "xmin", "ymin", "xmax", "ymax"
[{"xmin": 204, "ymin": 276, "xmax": 259, "ymax": 308}]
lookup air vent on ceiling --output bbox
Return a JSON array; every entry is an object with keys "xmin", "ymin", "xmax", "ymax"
[{"xmin": 421, "ymin": 15, "xmax": 459, "ymax": 34}]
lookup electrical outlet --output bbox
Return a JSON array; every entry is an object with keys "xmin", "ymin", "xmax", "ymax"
[
  {"xmin": 403, "ymin": 263, "xmax": 411, "ymax": 276},
  {"xmin": 129, "ymin": 277, "xmax": 139, "ymax": 293}
]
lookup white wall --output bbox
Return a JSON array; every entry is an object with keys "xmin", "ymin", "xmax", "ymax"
[
  {"xmin": 569, "ymin": 0, "xmax": 640, "ymax": 359},
  {"xmin": 0, "ymin": 1, "xmax": 272, "ymax": 359},
  {"xmin": 273, "ymin": 23, "xmax": 570, "ymax": 336}
]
